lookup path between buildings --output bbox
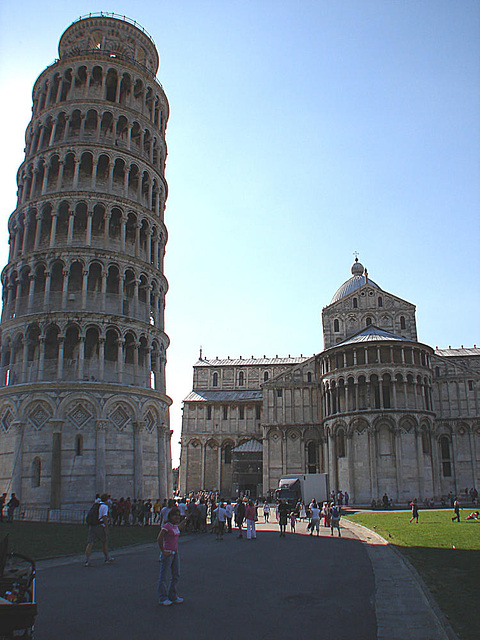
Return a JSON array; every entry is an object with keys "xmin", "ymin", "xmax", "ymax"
[{"xmin": 33, "ymin": 518, "xmax": 456, "ymax": 640}]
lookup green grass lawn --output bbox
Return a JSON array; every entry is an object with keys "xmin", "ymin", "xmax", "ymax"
[
  {"xmin": 0, "ymin": 521, "xmax": 160, "ymax": 560},
  {"xmin": 346, "ymin": 509, "xmax": 480, "ymax": 640}
]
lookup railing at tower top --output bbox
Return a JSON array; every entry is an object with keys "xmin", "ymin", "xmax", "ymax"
[{"xmin": 71, "ymin": 13, "xmax": 156, "ymax": 47}]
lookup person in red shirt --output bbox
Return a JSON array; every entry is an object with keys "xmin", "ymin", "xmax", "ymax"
[
  {"xmin": 245, "ymin": 500, "xmax": 257, "ymax": 540},
  {"xmin": 157, "ymin": 507, "xmax": 188, "ymax": 606}
]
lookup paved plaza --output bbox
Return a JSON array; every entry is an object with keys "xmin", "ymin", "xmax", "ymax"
[{"xmin": 34, "ymin": 518, "xmax": 454, "ymax": 640}]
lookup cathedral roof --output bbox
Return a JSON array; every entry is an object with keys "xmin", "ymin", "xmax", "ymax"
[
  {"xmin": 195, "ymin": 356, "xmax": 308, "ymax": 367},
  {"xmin": 330, "ymin": 258, "xmax": 382, "ymax": 303},
  {"xmin": 232, "ymin": 439, "xmax": 263, "ymax": 453},
  {"xmin": 435, "ymin": 347, "xmax": 480, "ymax": 357},
  {"xmin": 330, "ymin": 326, "xmax": 409, "ymax": 349},
  {"xmin": 184, "ymin": 390, "xmax": 263, "ymax": 403}
]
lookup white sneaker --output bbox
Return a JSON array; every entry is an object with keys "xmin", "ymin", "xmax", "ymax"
[
  {"xmin": 160, "ymin": 599, "xmax": 173, "ymax": 606},
  {"xmin": 172, "ymin": 597, "xmax": 184, "ymax": 604}
]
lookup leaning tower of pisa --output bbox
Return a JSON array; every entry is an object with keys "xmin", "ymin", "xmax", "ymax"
[{"xmin": 0, "ymin": 14, "xmax": 172, "ymax": 509}]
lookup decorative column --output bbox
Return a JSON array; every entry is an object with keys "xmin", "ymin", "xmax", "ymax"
[
  {"xmin": 217, "ymin": 443, "xmax": 222, "ymax": 492},
  {"xmin": 368, "ymin": 428, "xmax": 378, "ymax": 500},
  {"xmin": 67, "ymin": 210, "xmax": 75, "ymax": 244},
  {"xmin": 95, "ymin": 420, "xmax": 108, "ymax": 494},
  {"xmin": 86, "ymin": 210, "xmax": 93, "ymax": 245},
  {"xmin": 43, "ymin": 271, "xmax": 51, "ymax": 309},
  {"xmin": 27, "ymin": 273, "xmax": 35, "ymax": 312},
  {"xmin": 157, "ymin": 424, "xmax": 169, "ymax": 499},
  {"xmin": 11, "ymin": 421, "xmax": 24, "ymax": 499},
  {"xmin": 328, "ymin": 429, "xmax": 336, "ymax": 494},
  {"xmin": 21, "ymin": 338, "xmax": 28, "ymax": 382},
  {"xmin": 415, "ymin": 428, "xmax": 425, "ymax": 499},
  {"xmin": 346, "ymin": 433, "xmax": 355, "ymax": 502},
  {"xmin": 78, "ymin": 336, "xmax": 85, "ymax": 379},
  {"xmin": 61, "ymin": 269, "xmax": 69, "ymax": 308},
  {"xmin": 98, "ymin": 338, "xmax": 105, "ymax": 380},
  {"xmin": 262, "ymin": 427, "xmax": 270, "ymax": 496},
  {"xmin": 49, "ymin": 212, "xmax": 58, "ymax": 247},
  {"xmin": 81, "ymin": 270, "xmax": 88, "ymax": 309},
  {"xmin": 56, "ymin": 335, "xmax": 64, "ymax": 379},
  {"xmin": 133, "ymin": 421, "xmax": 145, "ymax": 499},
  {"xmin": 201, "ymin": 441, "xmax": 206, "ymax": 490},
  {"xmin": 34, "ymin": 213, "xmax": 42, "ymax": 249},
  {"xmin": 394, "ymin": 429, "xmax": 403, "ymax": 502},
  {"xmin": 281, "ymin": 430, "xmax": 287, "ymax": 475},
  {"xmin": 50, "ymin": 419, "xmax": 64, "ymax": 509}
]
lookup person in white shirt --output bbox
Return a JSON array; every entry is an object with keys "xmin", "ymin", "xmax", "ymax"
[
  {"xmin": 309, "ymin": 501, "xmax": 321, "ymax": 536},
  {"xmin": 225, "ymin": 500, "xmax": 234, "ymax": 533},
  {"xmin": 263, "ymin": 501, "xmax": 270, "ymax": 522},
  {"xmin": 178, "ymin": 499, "xmax": 187, "ymax": 518},
  {"xmin": 85, "ymin": 493, "xmax": 115, "ymax": 566},
  {"xmin": 214, "ymin": 502, "xmax": 227, "ymax": 540}
]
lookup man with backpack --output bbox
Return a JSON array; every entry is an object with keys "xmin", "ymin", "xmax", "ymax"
[
  {"xmin": 84, "ymin": 493, "xmax": 115, "ymax": 566},
  {"xmin": 330, "ymin": 502, "xmax": 341, "ymax": 537}
]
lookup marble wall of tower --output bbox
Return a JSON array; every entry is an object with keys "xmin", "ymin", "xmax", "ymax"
[{"xmin": 0, "ymin": 15, "xmax": 173, "ymax": 509}]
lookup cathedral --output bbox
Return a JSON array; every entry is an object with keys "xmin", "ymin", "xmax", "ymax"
[{"xmin": 179, "ymin": 259, "xmax": 479, "ymax": 503}]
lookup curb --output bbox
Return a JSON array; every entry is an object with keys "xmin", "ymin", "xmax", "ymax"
[{"xmin": 343, "ymin": 519, "xmax": 458, "ymax": 640}]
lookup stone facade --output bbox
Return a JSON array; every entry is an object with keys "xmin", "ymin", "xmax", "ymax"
[
  {"xmin": 0, "ymin": 15, "xmax": 173, "ymax": 509},
  {"xmin": 180, "ymin": 260, "xmax": 479, "ymax": 503}
]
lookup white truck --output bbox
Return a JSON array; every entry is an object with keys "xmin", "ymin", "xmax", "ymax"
[{"xmin": 275, "ymin": 473, "xmax": 329, "ymax": 506}]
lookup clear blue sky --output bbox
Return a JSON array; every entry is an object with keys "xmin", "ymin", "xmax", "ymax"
[{"xmin": 1, "ymin": 1, "xmax": 479, "ymax": 464}]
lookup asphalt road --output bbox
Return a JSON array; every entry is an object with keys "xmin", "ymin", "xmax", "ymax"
[{"xmin": 34, "ymin": 520, "xmax": 376, "ymax": 639}]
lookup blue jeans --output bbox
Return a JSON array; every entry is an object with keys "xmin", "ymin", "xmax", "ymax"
[{"xmin": 157, "ymin": 552, "xmax": 180, "ymax": 602}]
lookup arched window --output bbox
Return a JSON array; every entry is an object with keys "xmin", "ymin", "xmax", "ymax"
[
  {"xmin": 307, "ymin": 441, "xmax": 317, "ymax": 473},
  {"xmin": 400, "ymin": 316, "xmax": 406, "ymax": 330},
  {"xmin": 238, "ymin": 371, "xmax": 245, "ymax": 386},
  {"xmin": 334, "ymin": 319, "xmax": 340, "ymax": 332},
  {"xmin": 307, "ymin": 372, "xmax": 312, "ymax": 382},
  {"xmin": 32, "ymin": 457, "xmax": 41, "ymax": 487},
  {"xmin": 353, "ymin": 297, "xmax": 358, "ymax": 309},
  {"xmin": 439, "ymin": 436, "xmax": 452, "ymax": 477},
  {"xmin": 263, "ymin": 371, "xmax": 269, "ymax": 382},
  {"xmin": 378, "ymin": 296, "xmax": 383, "ymax": 307},
  {"xmin": 212, "ymin": 372, "xmax": 218, "ymax": 387},
  {"xmin": 366, "ymin": 317, "xmax": 372, "ymax": 326},
  {"xmin": 336, "ymin": 431, "xmax": 346, "ymax": 458},
  {"xmin": 75, "ymin": 434, "xmax": 83, "ymax": 456},
  {"xmin": 224, "ymin": 444, "xmax": 232, "ymax": 464}
]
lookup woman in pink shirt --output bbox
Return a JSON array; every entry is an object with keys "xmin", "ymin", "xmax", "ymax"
[
  {"xmin": 245, "ymin": 500, "xmax": 257, "ymax": 540},
  {"xmin": 157, "ymin": 507, "xmax": 188, "ymax": 606}
]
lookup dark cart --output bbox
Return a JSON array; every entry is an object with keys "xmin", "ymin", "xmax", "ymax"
[{"xmin": 0, "ymin": 536, "xmax": 37, "ymax": 639}]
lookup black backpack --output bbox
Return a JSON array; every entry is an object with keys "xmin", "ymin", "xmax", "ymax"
[{"xmin": 86, "ymin": 502, "xmax": 101, "ymax": 526}]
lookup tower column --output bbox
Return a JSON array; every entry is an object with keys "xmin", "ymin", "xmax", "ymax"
[
  {"xmin": 11, "ymin": 422, "xmax": 24, "ymax": 499},
  {"xmin": 95, "ymin": 420, "xmax": 108, "ymax": 494},
  {"xmin": 134, "ymin": 421, "xmax": 145, "ymax": 499}
]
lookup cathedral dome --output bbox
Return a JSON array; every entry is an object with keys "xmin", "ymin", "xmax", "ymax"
[{"xmin": 331, "ymin": 258, "xmax": 381, "ymax": 303}]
